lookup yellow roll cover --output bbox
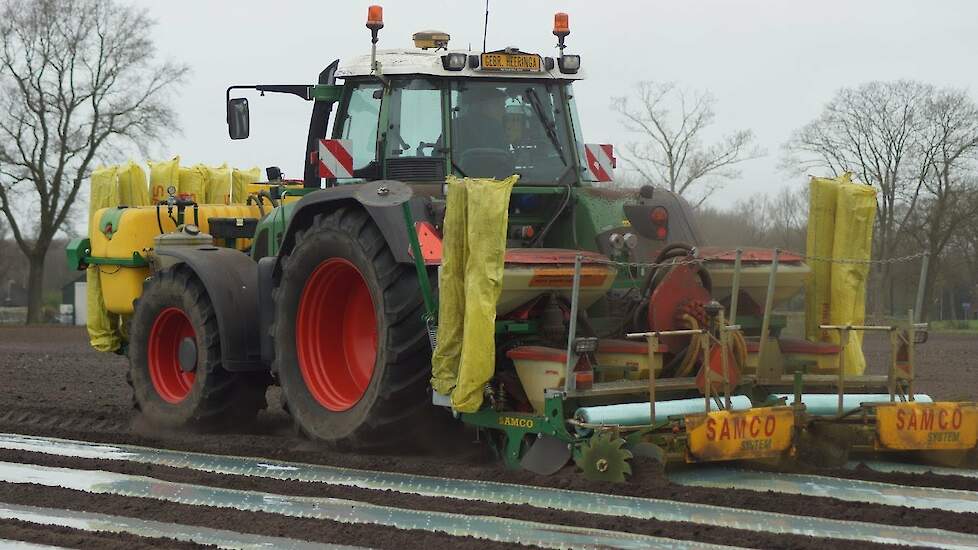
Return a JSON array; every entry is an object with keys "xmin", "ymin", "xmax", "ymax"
[
  {"xmin": 804, "ymin": 173, "xmax": 877, "ymax": 375},
  {"xmin": 430, "ymin": 175, "xmax": 518, "ymax": 413}
]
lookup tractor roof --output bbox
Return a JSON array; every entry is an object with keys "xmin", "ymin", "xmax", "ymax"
[{"xmin": 335, "ymin": 49, "xmax": 585, "ymax": 81}]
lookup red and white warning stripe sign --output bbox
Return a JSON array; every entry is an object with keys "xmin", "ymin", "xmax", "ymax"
[
  {"xmin": 584, "ymin": 143, "xmax": 616, "ymax": 182},
  {"xmin": 318, "ymin": 139, "xmax": 354, "ymax": 179}
]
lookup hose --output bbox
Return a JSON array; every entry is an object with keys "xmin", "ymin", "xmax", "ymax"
[
  {"xmin": 530, "ymin": 182, "xmax": 572, "ymax": 247},
  {"xmin": 675, "ymin": 314, "xmax": 704, "ymax": 378},
  {"xmin": 258, "ymin": 189, "xmax": 280, "ymax": 208},
  {"xmin": 671, "ymin": 314, "xmax": 748, "ymax": 381},
  {"xmin": 247, "ymin": 194, "xmax": 266, "ymax": 217}
]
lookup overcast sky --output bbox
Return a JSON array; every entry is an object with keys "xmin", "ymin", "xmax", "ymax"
[{"xmin": 130, "ymin": 0, "xmax": 978, "ymax": 208}]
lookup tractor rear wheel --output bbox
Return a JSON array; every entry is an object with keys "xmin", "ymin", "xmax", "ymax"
[
  {"xmin": 273, "ymin": 207, "xmax": 431, "ymax": 449},
  {"xmin": 128, "ymin": 267, "xmax": 267, "ymax": 428}
]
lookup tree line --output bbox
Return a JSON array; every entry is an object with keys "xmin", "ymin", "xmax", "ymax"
[
  {"xmin": 1, "ymin": 0, "xmax": 975, "ymax": 323},
  {"xmin": 615, "ymin": 80, "xmax": 978, "ymax": 321}
]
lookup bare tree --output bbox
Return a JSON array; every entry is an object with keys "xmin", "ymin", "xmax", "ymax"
[
  {"xmin": 697, "ymin": 185, "xmax": 807, "ymax": 252},
  {"xmin": 0, "ymin": 217, "xmax": 10, "ymax": 289},
  {"xmin": 611, "ymin": 81, "xmax": 762, "ymax": 207},
  {"xmin": 908, "ymin": 90, "xmax": 978, "ymax": 320},
  {"xmin": 785, "ymin": 81, "xmax": 936, "ymax": 314},
  {"xmin": 0, "ymin": 0, "xmax": 187, "ymax": 323},
  {"xmin": 785, "ymin": 82, "xmax": 978, "ymax": 319}
]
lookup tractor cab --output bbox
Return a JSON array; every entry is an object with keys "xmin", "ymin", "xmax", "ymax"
[
  {"xmin": 329, "ymin": 72, "xmax": 580, "ymax": 185},
  {"xmin": 228, "ymin": 36, "xmax": 588, "ymax": 187},
  {"xmin": 224, "ymin": 13, "xmax": 704, "ymax": 264}
]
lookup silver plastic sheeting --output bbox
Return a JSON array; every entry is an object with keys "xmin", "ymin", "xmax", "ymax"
[
  {"xmin": 0, "ymin": 460, "xmax": 736, "ymax": 550},
  {"xmin": 1, "ymin": 434, "xmax": 976, "ymax": 549},
  {"xmin": 0, "ymin": 541, "xmax": 66, "ymax": 550},
  {"xmin": 670, "ymin": 466, "xmax": 978, "ymax": 514},
  {"xmin": 853, "ymin": 460, "xmax": 978, "ymax": 479},
  {"xmin": 0, "ymin": 502, "xmax": 340, "ymax": 549}
]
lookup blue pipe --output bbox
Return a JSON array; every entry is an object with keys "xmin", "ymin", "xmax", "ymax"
[{"xmin": 575, "ymin": 396, "xmax": 753, "ymax": 426}]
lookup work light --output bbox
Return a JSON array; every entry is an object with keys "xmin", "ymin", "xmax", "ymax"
[
  {"xmin": 558, "ymin": 55, "xmax": 581, "ymax": 74},
  {"xmin": 441, "ymin": 53, "xmax": 467, "ymax": 71}
]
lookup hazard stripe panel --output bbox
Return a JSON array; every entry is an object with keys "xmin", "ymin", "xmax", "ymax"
[
  {"xmin": 318, "ymin": 139, "xmax": 354, "ymax": 179},
  {"xmin": 584, "ymin": 143, "xmax": 615, "ymax": 182}
]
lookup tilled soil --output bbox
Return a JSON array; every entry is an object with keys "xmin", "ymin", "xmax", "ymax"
[
  {"xmin": 0, "ymin": 448, "xmax": 900, "ymax": 550},
  {"xmin": 0, "ymin": 518, "xmax": 212, "ymax": 550},
  {"xmin": 1, "ymin": 326, "xmax": 977, "ymax": 548}
]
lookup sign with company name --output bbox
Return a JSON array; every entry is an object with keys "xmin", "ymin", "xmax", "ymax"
[
  {"xmin": 876, "ymin": 402, "xmax": 978, "ymax": 450},
  {"xmin": 685, "ymin": 406, "xmax": 794, "ymax": 462}
]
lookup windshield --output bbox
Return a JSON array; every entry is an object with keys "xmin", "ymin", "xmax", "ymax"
[{"xmin": 450, "ymin": 81, "xmax": 574, "ymax": 183}]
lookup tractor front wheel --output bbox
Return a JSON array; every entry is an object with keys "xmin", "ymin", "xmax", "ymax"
[
  {"xmin": 128, "ymin": 267, "xmax": 267, "ymax": 428},
  {"xmin": 273, "ymin": 207, "xmax": 431, "ymax": 449}
]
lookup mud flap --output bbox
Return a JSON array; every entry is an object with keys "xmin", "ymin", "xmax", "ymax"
[{"xmin": 521, "ymin": 434, "xmax": 571, "ymax": 476}]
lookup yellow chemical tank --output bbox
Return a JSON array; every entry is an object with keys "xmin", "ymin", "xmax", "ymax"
[{"xmin": 89, "ymin": 204, "xmax": 263, "ymax": 314}]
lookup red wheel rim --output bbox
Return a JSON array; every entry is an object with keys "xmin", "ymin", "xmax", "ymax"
[
  {"xmin": 296, "ymin": 258, "xmax": 378, "ymax": 411},
  {"xmin": 147, "ymin": 307, "xmax": 196, "ymax": 404}
]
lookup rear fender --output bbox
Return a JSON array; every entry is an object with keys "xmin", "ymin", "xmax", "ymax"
[{"xmin": 155, "ymin": 246, "xmax": 265, "ymax": 372}]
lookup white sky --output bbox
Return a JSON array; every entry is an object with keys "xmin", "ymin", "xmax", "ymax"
[{"xmin": 130, "ymin": 0, "xmax": 978, "ymax": 208}]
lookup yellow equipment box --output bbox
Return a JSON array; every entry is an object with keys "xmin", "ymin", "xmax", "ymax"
[
  {"xmin": 685, "ymin": 406, "xmax": 795, "ymax": 462},
  {"xmin": 89, "ymin": 204, "xmax": 262, "ymax": 314}
]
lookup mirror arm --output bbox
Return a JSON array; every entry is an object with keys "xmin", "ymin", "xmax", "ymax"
[{"xmin": 225, "ymin": 84, "xmax": 315, "ymax": 105}]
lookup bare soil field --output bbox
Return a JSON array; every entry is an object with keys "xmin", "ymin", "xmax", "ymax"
[{"xmin": 0, "ymin": 325, "xmax": 976, "ymax": 548}]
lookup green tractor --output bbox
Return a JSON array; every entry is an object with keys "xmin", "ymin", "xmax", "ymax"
[{"xmin": 70, "ymin": 6, "xmax": 963, "ymax": 480}]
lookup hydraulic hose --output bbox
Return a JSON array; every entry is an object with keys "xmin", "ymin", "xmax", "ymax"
[{"xmin": 530, "ymin": 183, "xmax": 572, "ymax": 247}]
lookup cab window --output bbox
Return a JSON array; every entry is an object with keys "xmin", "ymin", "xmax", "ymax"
[
  {"xmin": 450, "ymin": 80, "xmax": 573, "ymax": 183},
  {"xmin": 387, "ymin": 79, "xmax": 443, "ymax": 158},
  {"xmin": 337, "ymin": 82, "xmax": 382, "ymax": 177}
]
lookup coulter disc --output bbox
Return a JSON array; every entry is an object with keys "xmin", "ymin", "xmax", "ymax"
[{"xmin": 575, "ymin": 431, "xmax": 633, "ymax": 483}]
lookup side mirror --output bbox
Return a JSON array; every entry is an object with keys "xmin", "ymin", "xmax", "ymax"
[{"xmin": 227, "ymin": 97, "xmax": 250, "ymax": 140}]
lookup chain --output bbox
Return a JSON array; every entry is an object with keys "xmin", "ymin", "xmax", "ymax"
[
  {"xmin": 781, "ymin": 249, "xmax": 928, "ymax": 266},
  {"xmin": 586, "ymin": 250, "xmax": 928, "ymax": 269},
  {"xmin": 588, "ymin": 255, "xmax": 711, "ymax": 270}
]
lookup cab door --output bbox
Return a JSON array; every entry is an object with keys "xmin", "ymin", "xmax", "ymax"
[{"xmin": 331, "ymin": 80, "xmax": 384, "ymax": 182}]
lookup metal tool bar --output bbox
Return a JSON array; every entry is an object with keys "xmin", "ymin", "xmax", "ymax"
[
  {"xmin": 728, "ymin": 248, "xmax": 743, "ymax": 325},
  {"xmin": 646, "ymin": 333, "xmax": 660, "ymax": 422},
  {"xmin": 819, "ymin": 325, "xmax": 894, "ymax": 331},
  {"xmin": 718, "ymin": 310, "xmax": 731, "ymax": 409},
  {"xmin": 907, "ymin": 309, "xmax": 916, "ymax": 401},
  {"xmin": 701, "ymin": 326, "xmax": 712, "ymax": 413},
  {"xmin": 626, "ymin": 329, "xmax": 706, "ymax": 338},
  {"xmin": 755, "ymin": 248, "xmax": 780, "ymax": 374},
  {"xmin": 563, "ymin": 254, "xmax": 583, "ymax": 393},
  {"xmin": 914, "ymin": 254, "xmax": 929, "ymax": 324}
]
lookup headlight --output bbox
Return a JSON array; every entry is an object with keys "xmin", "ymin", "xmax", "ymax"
[
  {"xmin": 441, "ymin": 53, "xmax": 467, "ymax": 71},
  {"xmin": 609, "ymin": 233, "xmax": 625, "ymax": 250},
  {"xmin": 623, "ymin": 233, "xmax": 638, "ymax": 249},
  {"xmin": 558, "ymin": 55, "xmax": 580, "ymax": 74}
]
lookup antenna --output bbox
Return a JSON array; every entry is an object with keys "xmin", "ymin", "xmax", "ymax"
[{"xmin": 482, "ymin": 0, "xmax": 489, "ymax": 53}]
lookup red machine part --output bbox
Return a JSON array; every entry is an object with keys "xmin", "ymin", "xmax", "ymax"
[
  {"xmin": 647, "ymin": 262, "xmax": 712, "ymax": 355},
  {"xmin": 696, "ymin": 344, "xmax": 742, "ymax": 394}
]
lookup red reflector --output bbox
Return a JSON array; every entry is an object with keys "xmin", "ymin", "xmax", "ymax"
[
  {"xmin": 575, "ymin": 370, "xmax": 593, "ymax": 390},
  {"xmin": 650, "ymin": 206, "xmax": 668, "ymax": 225},
  {"xmin": 655, "ymin": 226, "xmax": 668, "ymax": 240}
]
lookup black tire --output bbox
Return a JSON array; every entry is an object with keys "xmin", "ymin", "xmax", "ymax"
[
  {"xmin": 273, "ymin": 206, "xmax": 432, "ymax": 449},
  {"xmin": 128, "ymin": 267, "xmax": 267, "ymax": 429}
]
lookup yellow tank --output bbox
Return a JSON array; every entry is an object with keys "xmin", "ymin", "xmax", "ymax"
[{"xmin": 90, "ymin": 204, "xmax": 263, "ymax": 314}]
